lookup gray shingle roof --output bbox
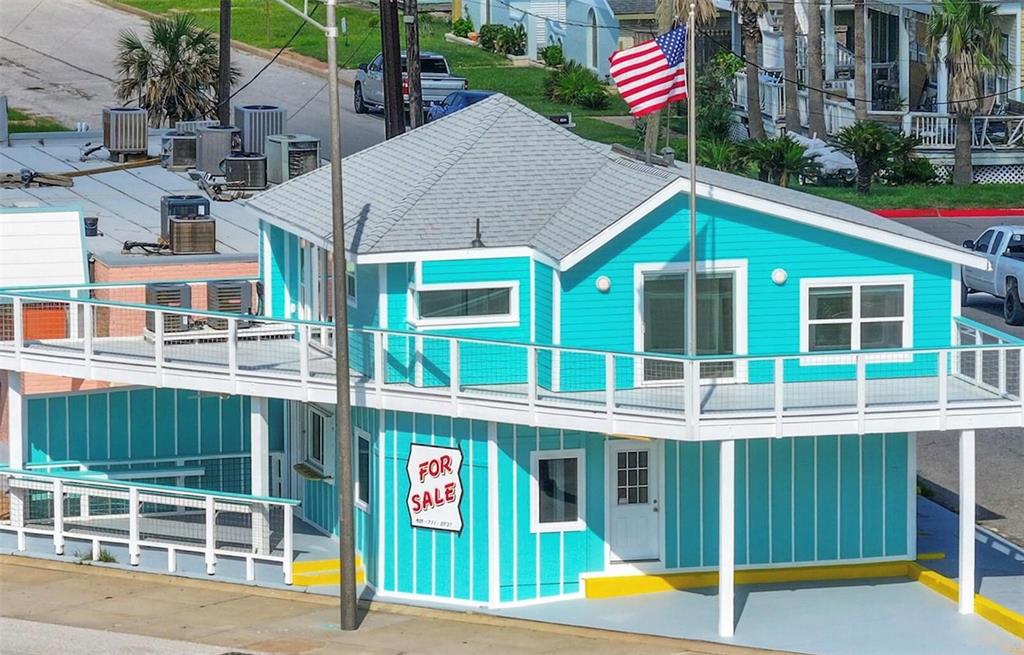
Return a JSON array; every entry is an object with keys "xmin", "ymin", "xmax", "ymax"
[
  {"xmin": 247, "ymin": 94, "xmax": 971, "ymax": 266},
  {"xmin": 606, "ymin": 0, "xmax": 656, "ymax": 15}
]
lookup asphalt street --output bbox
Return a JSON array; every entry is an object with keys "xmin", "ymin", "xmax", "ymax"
[
  {"xmin": 1, "ymin": 0, "xmax": 385, "ymax": 156},
  {"xmin": 895, "ymin": 216, "xmax": 1024, "ymax": 544}
]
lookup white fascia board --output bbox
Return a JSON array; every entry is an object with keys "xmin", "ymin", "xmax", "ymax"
[
  {"xmin": 558, "ymin": 177, "xmax": 992, "ymax": 272},
  {"xmin": 353, "ymin": 246, "xmax": 560, "ymax": 269}
]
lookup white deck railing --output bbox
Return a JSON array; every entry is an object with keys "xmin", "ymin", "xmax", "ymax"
[
  {"xmin": 1, "ymin": 467, "xmax": 297, "ymax": 584},
  {"xmin": 1, "ymin": 285, "xmax": 1022, "ymax": 440}
]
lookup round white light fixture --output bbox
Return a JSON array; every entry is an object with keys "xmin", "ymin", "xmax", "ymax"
[
  {"xmin": 595, "ymin": 275, "xmax": 612, "ymax": 293},
  {"xmin": 771, "ymin": 268, "xmax": 788, "ymax": 285}
]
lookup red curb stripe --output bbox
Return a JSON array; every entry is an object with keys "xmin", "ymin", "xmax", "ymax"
[{"xmin": 875, "ymin": 208, "xmax": 1024, "ymax": 219}]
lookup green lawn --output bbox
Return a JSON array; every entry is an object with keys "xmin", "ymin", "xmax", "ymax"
[
  {"xmin": 7, "ymin": 108, "xmax": 67, "ymax": 133},
  {"xmin": 798, "ymin": 184, "xmax": 1024, "ymax": 210}
]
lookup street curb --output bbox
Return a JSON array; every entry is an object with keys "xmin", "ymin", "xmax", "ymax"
[
  {"xmin": 92, "ymin": 0, "xmax": 354, "ymax": 87},
  {"xmin": 875, "ymin": 208, "xmax": 1024, "ymax": 219},
  {"xmin": 0, "ymin": 554, "xmax": 786, "ymax": 655}
]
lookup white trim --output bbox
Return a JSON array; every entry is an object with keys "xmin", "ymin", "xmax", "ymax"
[
  {"xmin": 907, "ymin": 432, "xmax": 917, "ymax": 560},
  {"xmin": 304, "ymin": 404, "xmax": 331, "ymax": 471},
  {"xmin": 353, "ymin": 246, "xmax": 559, "ymax": 270},
  {"xmin": 529, "ymin": 260, "xmax": 536, "ymax": 343},
  {"xmin": 354, "ymin": 427, "xmax": 371, "ymax": 512},
  {"xmin": 528, "ymin": 448, "xmax": 587, "ymax": 534},
  {"xmin": 487, "ymin": 421, "xmax": 500, "ymax": 607},
  {"xmin": 376, "ymin": 408, "xmax": 386, "ymax": 589},
  {"xmin": 958, "ymin": 429, "xmax": 976, "ymax": 614},
  {"xmin": 558, "ymin": 178, "xmax": 992, "ymax": 272},
  {"xmin": 378, "ymin": 264, "xmax": 389, "ymax": 328},
  {"xmin": 346, "ymin": 261, "xmax": 359, "ymax": 310},
  {"xmin": 719, "ymin": 438, "xmax": 735, "ymax": 638},
  {"xmin": 552, "ymin": 269, "xmax": 562, "ymax": 392},
  {"xmin": 407, "ymin": 280, "xmax": 521, "ymax": 330},
  {"xmin": 633, "ymin": 260, "xmax": 749, "ymax": 384},
  {"xmin": 798, "ymin": 275, "xmax": 915, "ymax": 365}
]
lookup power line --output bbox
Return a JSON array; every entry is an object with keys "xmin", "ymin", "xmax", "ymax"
[{"xmin": 289, "ymin": 28, "xmax": 375, "ymax": 120}]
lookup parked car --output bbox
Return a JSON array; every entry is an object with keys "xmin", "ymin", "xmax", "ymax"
[
  {"xmin": 425, "ymin": 91, "xmax": 496, "ymax": 122},
  {"xmin": 354, "ymin": 52, "xmax": 468, "ymax": 116},
  {"xmin": 961, "ymin": 226, "xmax": 1024, "ymax": 324}
]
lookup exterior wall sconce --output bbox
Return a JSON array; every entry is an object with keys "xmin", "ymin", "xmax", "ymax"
[
  {"xmin": 771, "ymin": 268, "xmax": 788, "ymax": 285},
  {"xmin": 595, "ymin": 276, "xmax": 612, "ymax": 293}
]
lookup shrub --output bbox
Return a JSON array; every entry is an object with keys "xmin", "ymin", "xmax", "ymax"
[
  {"xmin": 543, "ymin": 60, "xmax": 609, "ymax": 109},
  {"xmin": 496, "ymin": 23, "xmax": 527, "ymax": 56},
  {"xmin": 699, "ymin": 139, "xmax": 749, "ymax": 175},
  {"xmin": 478, "ymin": 24, "xmax": 504, "ymax": 51},
  {"xmin": 830, "ymin": 121, "xmax": 898, "ymax": 194},
  {"xmin": 882, "ymin": 133, "xmax": 936, "ymax": 185},
  {"xmin": 743, "ymin": 135, "xmax": 821, "ymax": 186},
  {"xmin": 539, "ymin": 44, "xmax": 564, "ymax": 67},
  {"xmin": 452, "ymin": 16, "xmax": 473, "ymax": 38}
]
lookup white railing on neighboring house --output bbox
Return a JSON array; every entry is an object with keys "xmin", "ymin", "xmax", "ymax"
[
  {"xmin": 1, "ymin": 467, "xmax": 297, "ymax": 584},
  {"xmin": 796, "ymin": 35, "xmax": 856, "ymax": 71},
  {"xmin": 1, "ymin": 285, "xmax": 1022, "ymax": 440}
]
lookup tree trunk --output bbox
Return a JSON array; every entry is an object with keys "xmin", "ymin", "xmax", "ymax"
[
  {"xmin": 856, "ymin": 168, "xmax": 871, "ymax": 194},
  {"xmin": 806, "ymin": 0, "xmax": 826, "ymax": 137},
  {"xmin": 744, "ymin": 30, "xmax": 765, "ymax": 139},
  {"xmin": 644, "ymin": 0, "xmax": 674, "ymax": 154},
  {"xmin": 953, "ymin": 114, "xmax": 973, "ymax": 186},
  {"xmin": 782, "ymin": 0, "xmax": 800, "ymax": 132},
  {"xmin": 852, "ymin": 0, "xmax": 867, "ymax": 120}
]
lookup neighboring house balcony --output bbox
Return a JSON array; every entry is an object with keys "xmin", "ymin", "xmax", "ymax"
[{"xmin": 2, "ymin": 281, "xmax": 1022, "ymax": 442}]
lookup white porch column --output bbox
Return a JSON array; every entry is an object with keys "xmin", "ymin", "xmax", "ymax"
[
  {"xmin": 898, "ymin": 9, "xmax": 910, "ymax": 109},
  {"xmin": 251, "ymin": 396, "xmax": 271, "ymax": 555},
  {"xmin": 958, "ymin": 429, "xmax": 975, "ymax": 614},
  {"xmin": 936, "ymin": 37, "xmax": 949, "ymax": 110},
  {"xmin": 824, "ymin": 1, "xmax": 836, "ymax": 80},
  {"xmin": 6, "ymin": 371, "xmax": 26, "ymax": 529},
  {"xmin": 719, "ymin": 439, "xmax": 736, "ymax": 637}
]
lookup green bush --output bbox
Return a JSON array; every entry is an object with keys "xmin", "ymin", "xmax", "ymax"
[
  {"xmin": 699, "ymin": 139, "xmax": 749, "ymax": 175},
  {"xmin": 543, "ymin": 60, "xmax": 609, "ymax": 109},
  {"xmin": 743, "ymin": 135, "xmax": 821, "ymax": 186},
  {"xmin": 830, "ymin": 121, "xmax": 898, "ymax": 194},
  {"xmin": 882, "ymin": 133, "xmax": 936, "ymax": 185},
  {"xmin": 496, "ymin": 23, "xmax": 527, "ymax": 56},
  {"xmin": 478, "ymin": 24, "xmax": 504, "ymax": 51},
  {"xmin": 452, "ymin": 16, "xmax": 473, "ymax": 38},
  {"xmin": 539, "ymin": 44, "xmax": 564, "ymax": 67}
]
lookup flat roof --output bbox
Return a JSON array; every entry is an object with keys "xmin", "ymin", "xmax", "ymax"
[{"xmin": 0, "ymin": 130, "xmax": 259, "ymax": 267}]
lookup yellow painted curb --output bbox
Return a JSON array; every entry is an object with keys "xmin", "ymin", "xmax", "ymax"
[
  {"xmin": 584, "ymin": 561, "xmax": 911, "ymax": 599},
  {"xmin": 907, "ymin": 562, "xmax": 1024, "ymax": 640},
  {"xmin": 292, "ymin": 557, "xmax": 362, "ymax": 574},
  {"xmin": 916, "ymin": 552, "xmax": 946, "ymax": 561},
  {"xmin": 292, "ymin": 557, "xmax": 366, "ymax": 587}
]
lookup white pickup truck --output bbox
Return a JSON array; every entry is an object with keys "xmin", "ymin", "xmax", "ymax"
[
  {"xmin": 353, "ymin": 51, "xmax": 468, "ymax": 116},
  {"xmin": 962, "ymin": 225, "xmax": 1024, "ymax": 325}
]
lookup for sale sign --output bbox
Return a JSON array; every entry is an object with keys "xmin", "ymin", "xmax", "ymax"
[{"xmin": 406, "ymin": 443, "xmax": 464, "ymax": 533}]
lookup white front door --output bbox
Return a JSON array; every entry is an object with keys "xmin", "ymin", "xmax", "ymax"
[{"xmin": 607, "ymin": 441, "xmax": 662, "ymax": 564}]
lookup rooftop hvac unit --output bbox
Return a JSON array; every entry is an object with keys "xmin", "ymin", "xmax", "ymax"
[
  {"xmin": 207, "ymin": 280, "xmax": 253, "ymax": 329},
  {"xmin": 234, "ymin": 105, "xmax": 287, "ymax": 154},
  {"xmin": 160, "ymin": 195, "xmax": 210, "ymax": 241},
  {"xmin": 196, "ymin": 124, "xmax": 241, "ymax": 174},
  {"xmin": 145, "ymin": 283, "xmax": 192, "ymax": 334},
  {"xmin": 266, "ymin": 134, "xmax": 320, "ymax": 184},
  {"xmin": 222, "ymin": 152, "xmax": 268, "ymax": 189},
  {"xmin": 175, "ymin": 119, "xmax": 219, "ymax": 135},
  {"xmin": 160, "ymin": 131, "xmax": 197, "ymax": 170},
  {"xmin": 167, "ymin": 215, "xmax": 216, "ymax": 255},
  {"xmin": 102, "ymin": 107, "xmax": 148, "ymax": 155}
]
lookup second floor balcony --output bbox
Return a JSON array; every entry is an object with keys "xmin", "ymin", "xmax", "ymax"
[{"xmin": 1, "ymin": 280, "xmax": 1021, "ymax": 441}]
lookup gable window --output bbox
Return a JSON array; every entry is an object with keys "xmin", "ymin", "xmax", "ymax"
[
  {"xmin": 410, "ymin": 281, "xmax": 519, "ymax": 328},
  {"xmin": 530, "ymin": 449, "xmax": 585, "ymax": 533},
  {"xmin": 306, "ymin": 407, "xmax": 327, "ymax": 468},
  {"xmin": 355, "ymin": 429, "xmax": 370, "ymax": 510},
  {"xmin": 802, "ymin": 277, "xmax": 912, "ymax": 357}
]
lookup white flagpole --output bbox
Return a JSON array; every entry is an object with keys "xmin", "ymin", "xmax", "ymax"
[{"xmin": 686, "ymin": 4, "xmax": 697, "ymax": 361}]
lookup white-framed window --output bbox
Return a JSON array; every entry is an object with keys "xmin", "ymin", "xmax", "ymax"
[
  {"xmin": 346, "ymin": 261, "xmax": 358, "ymax": 308},
  {"xmin": 530, "ymin": 449, "xmax": 586, "ymax": 533},
  {"xmin": 408, "ymin": 280, "xmax": 520, "ymax": 329},
  {"xmin": 800, "ymin": 275, "xmax": 913, "ymax": 362},
  {"xmin": 354, "ymin": 428, "xmax": 371, "ymax": 511},
  {"xmin": 305, "ymin": 406, "xmax": 329, "ymax": 469}
]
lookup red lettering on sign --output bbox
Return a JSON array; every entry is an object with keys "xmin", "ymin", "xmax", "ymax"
[{"xmin": 444, "ymin": 482, "xmax": 456, "ymax": 503}]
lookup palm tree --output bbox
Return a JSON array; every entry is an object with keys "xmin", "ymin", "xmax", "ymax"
[
  {"xmin": 928, "ymin": 0, "xmax": 1010, "ymax": 186},
  {"xmin": 732, "ymin": 0, "xmax": 768, "ymax": 139},
  {"xmin": 115, "ymin": 14, "xmax": 239, "ymax": 127},
  {"xmin": 830, "ymin": 120, "xmax": 895, "ymax": 194},
  {"xmin": 743, "ymin": 134, "xmax": 820, "ymax": 186},
  {"xmin": 782, "ymin": 0, "xmax": 800, "ymax": 131},
  {"xmin": 852, "ymin": 0, "xmax": 868, "ymax": 119},
  {"xmin": 805, "ymin": 0, "xmax": 826, "ymax": 136}
]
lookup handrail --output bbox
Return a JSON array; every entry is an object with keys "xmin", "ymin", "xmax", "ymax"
[
  {"xmin": 0, "ymin": 276, "xmax": 257, "ymax": 294},
  {"xmin": 0, "ymin": 466, "xmax": 301, "ymax": 506},
  {"xmin": 954, "ymin": 316, "xmax": 1023, "ymax": 344}
]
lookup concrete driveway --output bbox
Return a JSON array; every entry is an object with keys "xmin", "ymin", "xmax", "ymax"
[
  {"xmin": 1, "ymin": 0, "xmax": 385, "ymax": 156},
  {"xmin": 895, "ymin": 215, "xmax": 1024, "ymax": 545}
]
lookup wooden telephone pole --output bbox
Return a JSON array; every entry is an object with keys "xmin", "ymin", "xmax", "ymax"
[
  {"xmin": 379, "ymin": 0, "xmax": 405, "ymax": 138},
  {"xmin": 218, "ymin": 0, "xmax": 232, "ymax": 125},
  {"xmin": 405, "ymin": 0, "xmax": 423, "ymax": 128}
]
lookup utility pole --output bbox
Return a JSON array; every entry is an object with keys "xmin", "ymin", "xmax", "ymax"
[
  {"xmin": 218, "ymin": 0, "xmax": 232, "ymax": 125},
  {"xmin": 643, "ymin": 0, "xmax": 674, "ymax": 154},
  {"xmin": 379, "ymin": 0, "xmax": 405, "ymax": 138},
  {"xmin": 261, "ymin": 0, "xmax": 357, "ymax": 631},
  {"xmin": 404, "ymin": 0, "xmax": 423, "ymax": 129}
]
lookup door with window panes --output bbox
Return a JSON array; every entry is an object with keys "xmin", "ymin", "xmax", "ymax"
[
  {"xmin": 607, "ymin": 440, "xmax": 661, "ymax": 563},
  {"xmin": 642, "ymin": 271, "xmax": 736, "ymax": 381}
]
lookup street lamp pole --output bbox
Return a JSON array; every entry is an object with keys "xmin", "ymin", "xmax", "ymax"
[{"xmin": 263, "ymin": 0, "xmax": 357, "ymax": 631}]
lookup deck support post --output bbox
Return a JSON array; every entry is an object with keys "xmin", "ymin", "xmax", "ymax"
[
  {"xmin": 936, "ymin": 37, "xmax": 949, "ymax": 110},
  {"xmin": 6, "ymin": 371, "xmax": 26, "ymax": 528},
  {"xmin": 719, "ymin": 439, "xmax": 735, "ymax": 637},
  {"xmin": 958, "ymin": 429, "xmax": 975, "ymax": 614},
  {"xmin": 251, "ymin": 396, "xmax": 271, "ymax": 555}
]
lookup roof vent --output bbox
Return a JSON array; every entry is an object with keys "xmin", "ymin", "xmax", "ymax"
[{"xmin": 470, "ymin": 218, "xmax": 485, "ymax": 248}]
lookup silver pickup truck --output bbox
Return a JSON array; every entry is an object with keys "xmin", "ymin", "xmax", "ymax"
[
  {"xmin": 353, "ymin": 51, "xmax": 468, "ymax": 115},
  {"xmin": 962, "ymin": 225, "xmax": 1024, "ymax": 324}
]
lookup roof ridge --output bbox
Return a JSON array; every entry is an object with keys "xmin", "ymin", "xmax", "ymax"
[{"xmin": 362, "ymin": 96, "xmax": 513, "ymax": 251}]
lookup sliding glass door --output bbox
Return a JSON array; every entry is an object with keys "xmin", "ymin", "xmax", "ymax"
[{"xmin": 641, "ymin": 271, "xmax": 736, "ymax": 382}]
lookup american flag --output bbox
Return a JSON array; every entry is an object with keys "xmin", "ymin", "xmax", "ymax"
[{"xmin": 608, "ymin": 25, "xmax": 688, "ymax": 117}]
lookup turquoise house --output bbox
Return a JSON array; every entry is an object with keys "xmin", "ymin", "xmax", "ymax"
[{"xmin": 0, "ymin": 95, "xmax": 1012, "ymax": 637}]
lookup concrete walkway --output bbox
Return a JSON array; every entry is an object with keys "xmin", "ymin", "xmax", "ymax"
[
  {"xmin": 0, "ymin": 556, "xmax": 783, "ymax": 655},
  {"xmin": 1, "ymin": 0, "xmax": 385, "ymax": 156}
]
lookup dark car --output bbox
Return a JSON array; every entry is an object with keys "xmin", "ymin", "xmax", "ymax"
[{"xmin": 425, "ymin": 91, "xmax": 496, "ymax": 122}]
